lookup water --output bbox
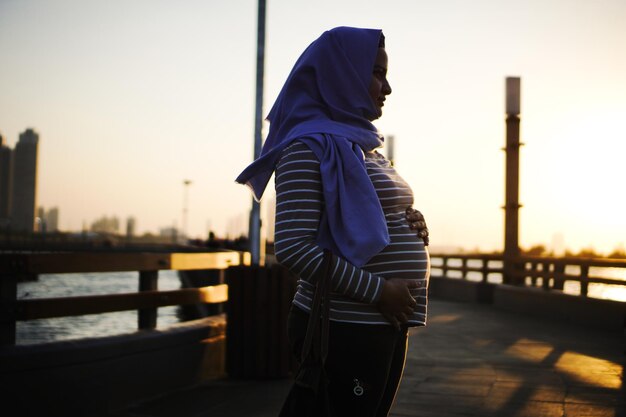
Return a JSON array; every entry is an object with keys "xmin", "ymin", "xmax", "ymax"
[
  {"xmin": 563, "ymin": 265, "xmax": 626, "ymax": 302},
  {"xmin": 17, "ymin": 264, "xmax": 626, "ymax": 346},
  {"xmin": 16, "ymin": 270, "xmax": 184, "ymax": 345}
]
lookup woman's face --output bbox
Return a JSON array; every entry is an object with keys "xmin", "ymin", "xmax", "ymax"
[{"xmin": 368, "ymin": 48, "xmax": 392, "ymax": 120}]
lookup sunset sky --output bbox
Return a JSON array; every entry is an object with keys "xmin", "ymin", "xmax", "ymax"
[{"xmin": 1, "ymin": 0, "xmax": 624, "ymax": 255}]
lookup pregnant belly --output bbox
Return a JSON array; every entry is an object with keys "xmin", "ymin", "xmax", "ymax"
[{"xmin": 363, "ymin": 226, "xmax": 430, "ymax": 281}]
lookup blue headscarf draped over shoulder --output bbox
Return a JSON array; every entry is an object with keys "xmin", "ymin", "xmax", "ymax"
[{"xmin": 235, "ymin": 26, "xmax": 389, "ymax": 267}]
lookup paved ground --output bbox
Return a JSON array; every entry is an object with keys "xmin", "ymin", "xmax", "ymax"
[{"xmin": 122, "ymin": 299, "xmax": 625, "ymax": 417}]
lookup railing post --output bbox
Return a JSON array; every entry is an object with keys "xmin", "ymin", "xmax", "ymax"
[
  {"xmin": 481, "ymin": 258, "xmax": 488, "ymax": 283},
  {"xmin": 138, "ymin": 270, "xmax": 158, "ymax": 330},
  {"xmin": 580, "ymin": 265, "xmax": 589, "ymax": 297},
  {"xmin": 0, "ymin": 273, "xmax": 17, "ymax": 346},
  {"xmin": 531, "ymin": 261, "xmax": 539, "ymax": 287},
  {"xmin": 553, "ymin": 262, "xmax": 565, "ymax": 290},
  {"xmin": 461, "ymin": 258, "xmax": 468, "ymax": 280},
  {"xmin": 537, "ymin": 261, "xmax": 552, "ymax": 289},
  {"xmin": 442, "ymin": 257, "xmax": 448, "ymax": 277}
]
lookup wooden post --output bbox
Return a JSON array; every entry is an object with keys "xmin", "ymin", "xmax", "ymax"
[
  {"xmin": 481, "ymin": 258, "xmax": 488, "ymax": 283},
  {"xmin": 461, "ymin": 258, "xmax": 468, "ymax": 280},
  {"xmin": 503, "ymin": 77, "xmax": 523, "ymax": 285},
  {"xmin": 580, "ymin": 265, "xmax": 589, "ymax": 297},
  {"xmin": 138, "ymin": 270, "xmax": 158, "ymax": 330},
  {"xmin": 532, "ymin": 261, "xmax": 540, "ymax": 286},
  {"xmin": 553, "ymin": 262, "xmax": 565, "ymax": 290},
  {"xmin": 0, "ymin": 274, "xmax": 17, "ymax": 345},
  {"xmin": 542, "ymin": 261, "xmax": 550, "ymax": 289}
]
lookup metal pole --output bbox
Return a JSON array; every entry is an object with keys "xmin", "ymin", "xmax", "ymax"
[
  {"xmin": 182, "ymin": 179, "xmax": 192, "ymax": 242},
  {"xmin": 503, "ymin": 77, "xmax": 522, "ymax": 284},
  {"xmin": 249, "ymin": 0, "xmax": 266, "ymax": 266}
]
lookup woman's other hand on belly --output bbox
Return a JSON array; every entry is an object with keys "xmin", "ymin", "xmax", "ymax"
[{"xmin": 376, "ymin": 279, "xmax": 420, "ymax": 330}]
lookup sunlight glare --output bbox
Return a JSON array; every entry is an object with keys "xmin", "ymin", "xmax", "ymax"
[{"xmin": 555, "ymin": 351, "xmax": 622, "ymax": 389}]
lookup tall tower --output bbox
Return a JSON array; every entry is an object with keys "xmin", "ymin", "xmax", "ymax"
[
  {"xmin": 0, "ymin": 135, "xmax": 13, "ymax": 223},
  {"xmin": 11, "ymin": 128, "xmax": 39, "ymax": 232},
  {"xmin": 503, "ymin": 78, "xmax": 522, "ymax": 284}
]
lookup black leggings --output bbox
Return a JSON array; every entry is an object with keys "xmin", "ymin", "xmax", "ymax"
[{"xmin": 287, "ymin": 306, "xmax": 409, "ymax": 417}]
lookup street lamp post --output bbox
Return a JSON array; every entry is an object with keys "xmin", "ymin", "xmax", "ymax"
[
  {"xmin": 248, "ymin": 0, "xmax": 266, "ymax": 266},
  {"xmin": 182, "ymin": 179, "xmax": 192, "ymax": 243}
]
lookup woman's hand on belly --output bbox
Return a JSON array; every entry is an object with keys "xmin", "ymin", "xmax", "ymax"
[
  {"xmin": 376, "ymin": 279, "xmax": 420, "ymax": 330},
  {"xmin": 406, "ymin": 206, "xmax": 429, "ymax": 246}
]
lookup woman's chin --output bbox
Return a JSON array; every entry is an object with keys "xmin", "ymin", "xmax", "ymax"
[{"xmin": 366, "ymin": 108, "xmax": 383, "ymax": 121}]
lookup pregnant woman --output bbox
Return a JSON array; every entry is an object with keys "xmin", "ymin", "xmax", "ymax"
[{"xmin": 236, "ymin": 26, "xmax": 430, "ymax": 417}]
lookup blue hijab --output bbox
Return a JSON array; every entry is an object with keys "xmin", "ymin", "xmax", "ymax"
[{"xmin": 236, "ymin": 26, "xmax": 389, "ymax": 267}]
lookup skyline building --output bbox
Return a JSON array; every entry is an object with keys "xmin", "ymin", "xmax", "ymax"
[
  {"xmin": 126, "ymin": 216, "xmax": 136, "ymax": 240},
  {"xmin": 46, "ymin": 207, "xmax": 59, "ymax": 232},
  {"xmin": 37, "ymin": 206, "xmax": 60, "ymax": 232},
  {"xmin": 37, "ymin": 206, "xmax": 45, "ymax": 231},
  {"xmin": 90, "ymin": 215, "xmax": 120, "ymax": 234},
  {"xmin": 0, "ymin": 135, "xmax": 13, "ymax": 224},
  {"xmin": 11, "ymin": 129, "xmax": 39, "ymax": 232}
]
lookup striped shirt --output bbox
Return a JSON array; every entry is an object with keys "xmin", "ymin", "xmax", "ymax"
[{"xmin": 274, "ymin": 141, "xmax": 430, "ymax": 326}]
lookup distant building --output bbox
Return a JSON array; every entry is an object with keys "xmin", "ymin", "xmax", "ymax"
[
  {"xmin": 126, "ymin": 217, "xmax": 136, "ymax": 239},
  {"xmin": 159, "ymin": 226, "xmax": 178, "ymax": 242},
  {"xmin": 46, "ymin": 207, "xmax": 59, "ymax": 232},
  {"xmin": 11, "ymin": 129, "xmax": 39, "ymax": 231},
  {"xmin": 0, "ymin": 135, "xmax": 13, "ymax": 223},
  {"xmin": 37, "ymin": 206, "xmax": 46, "ymax": 232},
  {"xmin": 36, "ymin": 206, "xmax": 59, "ymax": 232},
  {"xmin": 91, "ymin": 215, "xmax": 120, "ymax": 234}
]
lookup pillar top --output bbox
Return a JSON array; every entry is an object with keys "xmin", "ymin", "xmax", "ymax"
[{"xmin": 506, "ymin": 77, "xmax": 521, "ymax": 115}]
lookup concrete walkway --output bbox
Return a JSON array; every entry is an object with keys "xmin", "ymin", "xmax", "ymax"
[{"xmin": 122, "ymin": 299, "xmax": 625, "ymax": 417}]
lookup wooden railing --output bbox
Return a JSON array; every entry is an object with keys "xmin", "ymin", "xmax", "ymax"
[
  {"xmin": 430, "ymin": 253, "xmax": 503, "ymax": 282},
  {"xmin": 2, "ymin": 251, "xmax": 624, "ymax": 347},
  {"xmin": 0, "ymin": 251, "xmax": 250, "ymax": 346},
  {"xmin": 430, "ymin": 253, "xmax": 626, "ymax": 297}
]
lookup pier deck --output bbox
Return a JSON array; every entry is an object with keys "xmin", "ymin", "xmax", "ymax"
[{"xmin": 117, "ymin": 299, "xmax": 625, "ymax": 417}]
